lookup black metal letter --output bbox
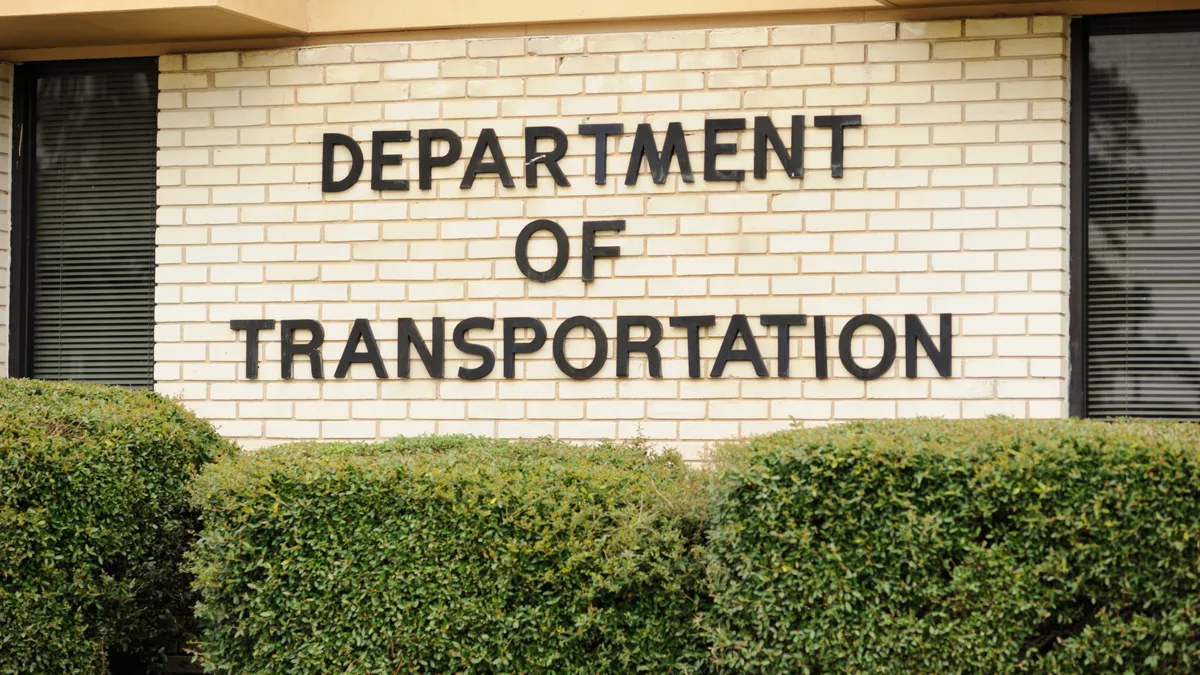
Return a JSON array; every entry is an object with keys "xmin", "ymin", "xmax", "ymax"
[
  {"xmin": 669, "ymin": 315, "xmax": 715, "ymax": 379},
  {"xmin": 579, "ymin": 123, "xmax": 623, "ymax": 185},
  {"xmin": 617, "ymin": 316, "xmax": 663, "ymax": 378},
  {"xmin": 370, "ymin": 130, "xmax": 410, "ymax": 191},
  {"xmin": 230, "ymin": 319, "xmax": 275, "ymax": 380},
  {"xmin": 711, "ymin": 314, "xmax": 768, "ymax": 378},
  {"xmin": 815, "ymin": 115, "xmax": 862, "ymax": 179},
  {"xmin": 813, "ymin": 315, "xmax": 828, "ymax": 380},
  {"xmin": 704, "ymin": 118, "xmax": 745, "ymax": 182},
  {"xmin": 753, "ymin": 115, "xmax": 804, "ymax": 179},
  {"xmin": 905, "ymin": 314, "xmax": 953, "ymax": 378},
  {"xmin": 503, "ymin": 317, "xmax": 547, "ymax": 379},
  {"xmin": 838, "ymin": 314, "xmax": 896, "ymax": 381},
  {"xmin": 281, "ymin": 319, "xmax": 325, "ymax": 380},
  {"xmin": 525, "ymin": 126, "xmax": 570, "ymax": 188},
  {"xmin": 335, "ymin": 318, "xmax": 388, "ymax": 379},
  {"xmin": 553, "ymin": 316, "xmax": 607, "ymax": 380},
  {"xmin": 453, "ymin": 317, "xmax": 495, "ymax": 380},
  {"xmin": 322, "ymin": 133, "xmax": 364, "ymax": 192},
  {"xmin": 418, "ymin": 129, "xmax": 462, "ymax": 190},
  {"xmin": 760, "ymin": 314, "xmax": 807, "ymax": 378},
  {"xmin": 461, "ymin": 128, "xmax": 515, "ymax": 189},
  {"xmin": 625, "ymin": 122, "xmax": 694, "ymax": 185},
  {"xmin": 397, "ymin": 317, "xmax": 445, "ymax": 378},
  {"xmin": 514, "ymin": 219, "xmax": 569, "ymax": 282},
  {"xmin": 582, "ymin": 220, "xmax": 624, "ymax": 283}
]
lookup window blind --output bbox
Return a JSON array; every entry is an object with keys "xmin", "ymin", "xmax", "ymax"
[
  {"xmin": 27, "ymin": 60, "xmax": 157, "ymax": 388},
  {"xmin": 1084, "ymin": 15, "xmax": 1200, "ymax": 419}
]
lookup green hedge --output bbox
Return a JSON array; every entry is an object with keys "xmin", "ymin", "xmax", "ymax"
[
  {"xmin": 704, "ymin": 418, "xmax": 1200, "ymax": 674},
  {"xmin": 188, "ymin": 436, "xmax": 708, "ymax": 674},
  {"xmin": 0, "ymin": 379, "xmax": 234, "ymax": 674}
]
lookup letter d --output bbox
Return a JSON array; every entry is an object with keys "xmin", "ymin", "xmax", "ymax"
[{"xmin": 322, "ymin": 133, "xmax": 364, "ymax": 192}]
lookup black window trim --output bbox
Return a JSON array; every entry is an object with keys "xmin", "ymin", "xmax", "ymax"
[{"xmin": 7, "ymin": 57, "xmax": 159, "ymax": 384}]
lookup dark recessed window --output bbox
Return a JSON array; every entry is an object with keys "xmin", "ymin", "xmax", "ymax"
[
  {"xmin": 1072, "ymin": 13, "xmax": 1200, "ymax": 419},
  {"xmin": 9, "ymin": 59, "xmax": 157, "ymax": 388}
]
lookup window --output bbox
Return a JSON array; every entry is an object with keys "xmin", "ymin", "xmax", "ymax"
[
  {"xmin": 1072, "ymin": 13, "xmax": 1200, "ymax": 419},
  {"xmin": 9, "ymin": 59, "xmax": 157, "ymax": 388}
]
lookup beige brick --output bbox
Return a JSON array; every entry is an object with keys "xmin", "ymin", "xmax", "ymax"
[
  {"xmin": 710, "ymin": 27, "xmax": 769, "ymax": 48},
  {"xmin": 160, "ymin": 72, "xmax": 209, "ymax": 90},
  {"xmin": 214, "ymin": 70, "xmax": 268, "ymax": 88},
  {"xmin": 742, "ymin": 47, "xmax": 802, "ymax": 67},
  {"xmin": 771, "ymin": 67, "xmax": 831, "ymax": 86},
  {"xmin": 807, "ymin": 86, "xmax": 867, "ymax": 106},
  {"xmin": 772, "ymin": 24, "xmax": 832, "ymax": 45},
  {"xmin": 680, "ymin": 50, "xmax": 739, "ymax": 70},
  {"xmin": 560, "ymin": 55, "xmax": 616, "ymax": 75},
  {"xmin": 499, "ymin": 57, "xmax": 557, "ymax": 77},
  {"xmin": 966, "ymin": 17, "xmax": 1029, "ymax": 37},
  {"xmin": 966, "ymin": 101, "xmax": 1028, "ymax": 121},
  {"xmin": 899, "ymin": 146, "xmax": 961, "ymax": 166},
  {"xmin": 835, "ymin": 22, "xmax": 897, "ymax": 42},
  {"xmin": 899, "ymin": 61, "xmax": 962, "ymax": 82},
  {"xmin": 999, "ymin": 79, "xmax": 1064, "ymax": 100},
  {"xmin": 1032, "ymin": 16, "xmax": 1066, "ymax": 34},
  {"xmin": 242, "ymin": 49, "xmax": 294, "ymax": 68},
  {"xmin": 999, "ymin": 37, "xmax": 1066, "ymax": 57},
  {"xmin": 382, "ymin": 61, "xmax": 439, "ymax": 80},
  {"xmin": 835, "ymin": 64, "xmax": 896, "ymax": 84},
  {"xmin": 708, "ymin": 70, "xmax": 768, "ymax": 89},
  {"xmin": 899, "ymin": 21, "xmax": 962, "ymax": 40},
  {"xmin": 933, "ymin": 40, "xmax": 995, "ymax": 59},
  {"xmin": 186, "ymin": 52, "xmax": 238, "ymax": 70},
  {"xmin": 868, "ymin": 42, "xmax": 930, "ymax": 62},
  {"xmin": 618, "ymin": 52, "xmax": 677, "ymax": 72},
  {"xmin": 966, "ymin": 59, "xmax": 1029, "ymax": 79},
  {"xmin": 300, "ymin": 45, "xmax": 353, "ymax": 65},
  {"xmin": 468, "ymin": 38, "xmax": 525, "ymax": 58},
  {"xmin": 269, "ymin": 66, "xmax": 323, "ymax": 86},
  {"xmin": 935, "ymin": 81, "xmax": 997, "ymax": 102},
  {"xmin": 646, "ymin": 72, "xmax": 705, "ymax": 91},
  {"xmin": 587, "ymin": 33, "xmax": 645, "ymax": 53},
  {"xmin": 805, "ymin": 44, "xmax": 865, "ymax": 64},
  {"xmin": 326, "ymin": 64, "xmax": 381, "ymax": 84},
  {"xmin": 159, "ymin": 54, "xmax": 184, "ymax": 71},
  {"xmin": 529, "ymin": 35, "xmax": 586, "ymax": 54},
  {"xmin": 411, "ymin": 40, "xmax": 467, "ymax": 60},
  {"xmin": 186, "ymin": 90, "xmax": 239, "ymax": 108}
]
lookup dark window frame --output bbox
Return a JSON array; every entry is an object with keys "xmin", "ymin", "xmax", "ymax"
[
  {"xmin": 1069, "ymin": 11, "xmax": 1200, "ymax": 417},
  {"xmin": 7, "ymin": 57, "xmax": 158, "ymax": 385}
]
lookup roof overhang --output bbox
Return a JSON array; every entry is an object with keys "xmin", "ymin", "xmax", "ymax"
[
  {"xmin": 6, "ymin": 0, "xmax": 1200, "ymax": 55},
  {"xmin": 0, "ymin": 1, "xmax": 306, "ymax": 50}
]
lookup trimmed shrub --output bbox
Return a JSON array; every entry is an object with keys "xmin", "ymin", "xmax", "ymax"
[
  {"xmin": 188, "ymin": 435, "xmax": 709, "ymax": 674},
  {"xmin": 0, "ymin": 379, "xmax": 234, "ymax": 674},
  {"xmin": 705, "ymin": 418, "xmax": 1200, "ymax": 673}
]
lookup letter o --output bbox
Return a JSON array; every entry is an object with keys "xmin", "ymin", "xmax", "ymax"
[
  {"xmin": 838, "ymin": 314, "xmax": 897, "ymax": 380},
  {"xmin": 515, "ymin": 219, "xmax": 569, "ymax": 282},
  {"xmin": 553, "ymin": 316, "xmax": 608, "ymax": 380}
]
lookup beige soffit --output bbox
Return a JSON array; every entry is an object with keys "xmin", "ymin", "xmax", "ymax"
[
  {"xmin": 5, "ymin": 0, "xmax": 1200, "ymax": 52},
  {"xmin": 0, "ymin": 0, "xmax": 306, "ymax": 50}
]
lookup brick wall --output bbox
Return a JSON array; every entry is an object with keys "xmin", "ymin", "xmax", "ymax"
[
  {"xmin": 157, "ymin": 17, "xmax": 1070, "ymax": 455},
  {"xmin": 0, "ymin": 63, "xmax": 11, "ymax": 377}
]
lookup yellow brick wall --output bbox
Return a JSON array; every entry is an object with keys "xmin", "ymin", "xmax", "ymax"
[{"xmin": 156, "ymin": 17, "xmax": 1070, "ymax": 456}]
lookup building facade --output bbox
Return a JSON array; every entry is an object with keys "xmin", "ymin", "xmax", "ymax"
[{"xmin": 1, "ymin": 2, "xmax": 1196, "ymax": 456}]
